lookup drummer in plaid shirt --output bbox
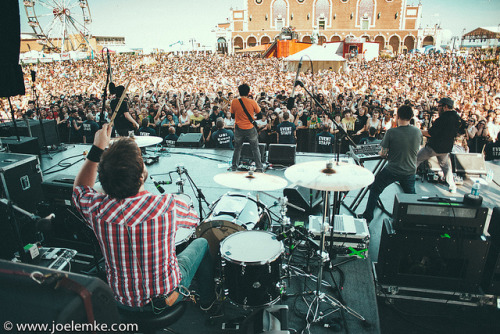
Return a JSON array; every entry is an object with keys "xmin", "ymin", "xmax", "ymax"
[{"xmin": 72, "ymin": 123, "xmax": 216, "ymax": 312}]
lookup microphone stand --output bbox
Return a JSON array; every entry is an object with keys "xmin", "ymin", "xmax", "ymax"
[
  {"xmin": 6, "ymin": 98, "xmax": 21, "ymax": 141},
  {"xmin": 294, "ymin": 80, "xmax": 356, "ymax": 254},
  {"xmin": 100, "ymin": 48, "xmax": 111, "ymax": 127},
  {"xmin": 31, "ymin": 72, "xmax": 51, "ymax": 157},
  {"xmin": 176, "ymin": 166, "xmax": 210, "ymax": 221}
]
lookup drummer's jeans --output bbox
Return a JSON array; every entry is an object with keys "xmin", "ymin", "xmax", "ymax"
[
  {"xmin": 232, "ymin": 126, "xmax": 263, "ymax": 170},
  {"xmin": 362, "ymin": 168, "xmax": 415, "ymax": 222},
  {"xmin": 177, "ymin": 238, "xmax": 216, "ymax": 306}
]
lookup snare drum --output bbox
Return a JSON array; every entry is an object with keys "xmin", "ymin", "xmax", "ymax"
[
  {"xmin": 220, "ymin": 230, "xmax": 284, "ymax": 308},
  {"xmin": 175, "ymin": 227, "xmax": 194, "ymax": 254},
  {"xmin": 196, "ymin": 193, "xmax": 269, "ymax": 258}
]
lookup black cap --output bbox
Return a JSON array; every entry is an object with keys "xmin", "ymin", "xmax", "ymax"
[{"xmin": 438, "ymin": 97, "xmax": 454, "ymax": 108}]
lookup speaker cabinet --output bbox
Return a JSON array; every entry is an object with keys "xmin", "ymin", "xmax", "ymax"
[
  {"xmin": 0, "ymin": 0, "xmax": 25, "ymax": 97},
  {"xmin": 452, "ymin": 153, "xmax": 486, "ymax": 175},
  {"xmin": 377, "ymin": 219, "xmax": 489, "ymax": 293},
  {"xmin": 177, "ymin": 133, "xmax": 203, "ymax": 147},
  {"xmin": 268, "ymin": 144, "xmax": 296, "ymax": 166}
]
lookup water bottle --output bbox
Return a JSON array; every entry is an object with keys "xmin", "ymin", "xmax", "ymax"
[
  {"xmin": 486, "ymin": 169, "xmax": 494, "ymax": 183},
  {"xmin": 471, "ymin": 180, "xmax": 480, "ymax": 197}
]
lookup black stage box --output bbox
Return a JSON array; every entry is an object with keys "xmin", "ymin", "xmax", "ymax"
[
  {"xmin": 0, "ymin": 152, "xmax": 43, "ymax": 213},
  {"xmin": 0, "ymin": 119, "xmax": 60, "ymax": 148},
  {"xmin": 1, "ymin": 136, "xmax": 40, "ymax": 156},
  {"xmin": 177, "ymin": 133, "xmax": 203, "ymax": 147},
  {"xmin": 392, "ymin": 193, "xmax": 488, "ymax": 236},
  {"xmin": 42, "ymin": 174, "xmax": 75, "ymax": 206},
  {"xmin": 0, "ymin": 260, "xmax": 119, "ymax": 325},
  {"xmin": 241, "ymin": 142, "xmax": 266, "ymax": 163},
  {"xmin": 377, "ymin": 219, "xmax": 489, "ymax": 293},
  {"xmin": 268, "ymin": 144, "xmax": 296, "ymax": 166}
]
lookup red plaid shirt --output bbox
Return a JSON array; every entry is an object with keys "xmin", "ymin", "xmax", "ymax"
[{"xmin": 72, "ymin": 186, "xmax": 199, "ymax": 307}]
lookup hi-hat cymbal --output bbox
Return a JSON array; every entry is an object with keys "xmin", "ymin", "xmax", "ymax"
[
  {"xmin": 110, "ymin": 135, "xmax": 163, "ymax": 148},
  {"xmin": 285, "ymin": 160, "xmax": 374, "ymax": 191},
  {"xmin": 213, "ymin": 171, "xmax": 288, "ymax": 191}
]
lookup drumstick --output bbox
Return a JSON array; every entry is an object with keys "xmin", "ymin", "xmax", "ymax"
[{"xmin": 109, "ymin": 78, "xmax": 132, "ymax": 128}]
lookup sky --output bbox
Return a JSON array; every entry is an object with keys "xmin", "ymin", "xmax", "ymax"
[{"xmin": 19, "ymin": 0, "xmax": 500, "ymax": 50}]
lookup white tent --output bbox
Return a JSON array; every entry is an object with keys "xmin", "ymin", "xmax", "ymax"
[{"xmin": 285, "ymin": 44, "xmax": 346, "ymax": 73}]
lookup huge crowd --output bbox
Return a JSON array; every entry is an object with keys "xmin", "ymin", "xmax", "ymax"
[{"xmin": 1, "ymin": 48, "xmax": 499, "ymax": 153}]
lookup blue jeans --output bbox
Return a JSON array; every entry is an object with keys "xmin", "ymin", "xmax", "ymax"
[
  {"xmin": 176, "ymin": 238, "xmax": 215, "ymax": 306},
  {"xmin": 232, "ymin": 126, "xmax": 263, "ymax": 170},
  {"xmin": 362, "ymin": 168, "xmax": 416, "ymax": 222}
]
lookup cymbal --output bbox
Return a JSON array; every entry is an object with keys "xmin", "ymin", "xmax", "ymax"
[
  {"xmin": 285, "ymin": 160, "xmax": 374, "ymax": 191},
  {"xmin": 110, "ymin": 135, "xmax": 163, "ymax": 148},
  {"xmin": 213, "ymin": 171, "xmax": 288, "ymax": 191}
]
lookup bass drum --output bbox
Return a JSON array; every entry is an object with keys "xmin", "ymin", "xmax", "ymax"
[
  {"xmin": 196, "ymin": 193, "xmax": 269, "ymax": 258},
  {"xmin": 220, "ymin": 230, "xmax": 284, "ymax": 308}
]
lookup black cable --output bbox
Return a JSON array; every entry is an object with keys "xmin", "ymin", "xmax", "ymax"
[{"xmin": 42, "ymin": 154, "xmax": 85, "ymax": 175}]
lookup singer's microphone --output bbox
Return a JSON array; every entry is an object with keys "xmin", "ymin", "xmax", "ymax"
[
  {"xmin": 31, "ymin": 70, "xmax": 36, "ymax": 83},
  {"xmin": 150, "ymin": 176, "xmax": 165, "ymax": 194},
  {"xmin": 286, "ymin": 57, "xmax": 303, "ymax": 110}
]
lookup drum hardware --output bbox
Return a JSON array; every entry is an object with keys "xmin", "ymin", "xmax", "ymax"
[
  {"xmin": 197, "ymin": 193, "xmax": 271, "ymax": 259},
  {"xmin": 285, "ymin": 160, "xmax": 373, "ymax": 328}
]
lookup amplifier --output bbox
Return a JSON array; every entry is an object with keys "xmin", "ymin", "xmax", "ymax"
[
  {"xmin": 392, "ymin": 193, "xmax": 488, "ymax": 235},
  {"xmin": 377, "ymin": 219, "xmax": 490, "ymax": 293}
]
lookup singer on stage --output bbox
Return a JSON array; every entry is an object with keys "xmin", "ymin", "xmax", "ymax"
[
  {"xmin": 72, "ymin": 124, "xmax": 216, "ymax": 312},
  {"xmin": 230, "ymin": 83, "xmax": 263, "ymax": 172}
]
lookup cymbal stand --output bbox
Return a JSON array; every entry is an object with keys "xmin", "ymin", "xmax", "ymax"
[{"xmin": 302, "ymin": 189, "xmax": 334, "ymax": 329}]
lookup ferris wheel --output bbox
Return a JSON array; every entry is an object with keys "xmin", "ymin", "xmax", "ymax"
[{"xmin": 23, "ymin": 0, "xmax": 93, "ymax": 53}]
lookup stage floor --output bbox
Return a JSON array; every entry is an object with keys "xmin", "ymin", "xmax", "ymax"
[{"xmin": 38, "ymin": 144, "xmax": 500, "ymax": 334}]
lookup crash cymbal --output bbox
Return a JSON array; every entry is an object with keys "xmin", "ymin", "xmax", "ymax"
[
  {"xmin": 110, "ymin": 135, "xmax": 163, "ymax": 148},
  {"xmin": 285, "ymin": 160, "xmax": 374, "ymax": 191},
  {"xmin": 213, "ymin": 171, "xmax": 288, "ymax": 191}
]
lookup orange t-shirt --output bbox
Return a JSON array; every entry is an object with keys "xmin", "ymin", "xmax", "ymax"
[{"xmin": 230, "ymin": 97, "xmax": 261, "ymax": 130}]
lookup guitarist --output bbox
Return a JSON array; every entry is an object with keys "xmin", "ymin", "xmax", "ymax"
[
  {"xmin": 230, "ymin": 83, "xmax": 263, "ymax": 172},
  {"xmin": 110, "ymin": 82, "xmax": 139, "ymax": 137}
]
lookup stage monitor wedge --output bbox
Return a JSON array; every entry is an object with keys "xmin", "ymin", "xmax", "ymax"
[
  {"xmin": 177, "ymin": 133, "xmax": 203, "ymax": 147},
  {"xmin": 268, "ymin": 144, "xmax": 296, "ymax": 166},
  {"xmin": 452, "ymin": 153, "xmax": 486, "ymax": 175}
]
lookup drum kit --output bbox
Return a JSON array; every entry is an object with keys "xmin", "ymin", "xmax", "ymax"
[{"xmin": 176, "ymin": 160, "xmax": 374, "ymax": 326}]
